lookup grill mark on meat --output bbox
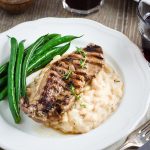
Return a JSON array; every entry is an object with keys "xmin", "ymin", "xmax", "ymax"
[
  {"xmin": 72, "ymin": 78, "xmax": 84, "ymax": 88},
  {"xmin": 48, "ymin": 70, "xmax": 61, "ymax": 78},
  {"xmin": 86, "ymin": 52, "xmax": 103, "ymax": 59},
  {"xmin": 69, "ymin": 53, "xmax": 83, "ymax": 60},
  {"xmin": 21, "ymin": 44, "xmax": 104, "ymax": 122},
  {"xmin": 69, "ymin": 52, "xmax": 103, "ymax": 63},
  {"xmin": 51, "ymin": 65, "xmax": 84, "ymax": 89},
  {"xmin": 68, "ymin": 50, "xmax": 103, "ymax": 67},
  {"xmin": 51, "ymin": 66, "xmax": 68, "ymax": 77},
  {"xmin": 57, "ymin": 61, "xmax": 69, "ymax": 69},
  {"xmin": 62, "ymin": 58, "xmax": 81, "ymax": 67},
  {"xmin": 48, "ymin": 75, "xmax": 65, "ymax": 88},
  {"xmin": 86, "ymin": 59, "xmax": 103, "ymax": 66},
  {"xmin": 60, "ymin": 58, "xmax": 81, "ymax": 70},
  {"xmin": 75, "ymin": 70, "xmax": 87, "ymax": 76},
  {"xmin": 40, "ymin": 70, "xmax": 73, "ymax": 116},
  {"xmin": 71, "ymin": 73, "xmax": 84, "ymax": 82},
  {"xmin": 74, "ymin": 70, "xmax": 89, "ymax": 81}
]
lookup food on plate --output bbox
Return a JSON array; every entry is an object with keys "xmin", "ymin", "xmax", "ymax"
[
  {"xmin": 21, "ymin": 44, "xmax": 123, "ymax": 133},
  {"xmin": 0, "ymin": 33, "xmax": 123, "ymax": 132},
  {"xmin": 0, "ymin": 34, "xmax": 78, "ymax": 123},
  {"xmin": 8, "ymin": 37, "xmax": 22, "ymax": 123}
]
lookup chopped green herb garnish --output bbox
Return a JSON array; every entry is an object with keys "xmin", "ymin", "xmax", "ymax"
[
  {"xmin": 76, "ymin": 47, "xmax": 83, "ymax": 53},
  {"xmin": 76, "ymin": 47, "xmax": 86, "ymax": 58},
  {"xmin": 80, "ymin": 103, "xmax": 86, "ymax": 108},
  {"xmin": 114, "ymin": 80, "xmax": 120, "ymax": 82},
  {"xmin": 70, "ymin": 84, "xmax": 75, "ymax": 95},
  {"xmin": 70, "ymin": 84, "xmax": 81, "ymax": 101},
  {"xmin": 76, "ymin": 47, "xmax": 87, "ymax": 69},
  {"xmin": 64, "ymin": 70, "xmax": 73, "ymax": 80},
  {"xmin": 76, "ymin": 94, "xmax": 81, "ymax": 101},
  {"xmin": 80, "ymin": 59, "xmax": 86, "ymax": 69}
]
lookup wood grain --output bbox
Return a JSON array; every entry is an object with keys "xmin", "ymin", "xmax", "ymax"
[
  {"xmin": 0, "ymin": 0, "xmax": 33, "ymax": 14},
  {"xmin": 0, "ymin": 0, "xmax": 141, "ymax": 46}
]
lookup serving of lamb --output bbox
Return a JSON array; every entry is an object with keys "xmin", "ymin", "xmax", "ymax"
[{"xmin": 21, "ymin": 44, "xmax": 104, "ymax": 128}]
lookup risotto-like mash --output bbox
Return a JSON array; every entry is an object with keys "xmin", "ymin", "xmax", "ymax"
[{"xmin": 46, "ymin": 63, "xmax": 124, "ymax": 133}]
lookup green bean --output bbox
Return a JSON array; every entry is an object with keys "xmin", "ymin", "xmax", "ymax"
[
  {"xmin": 0, "ymin": 43, "xmax": 70, "ymax": 100},
  {"xmin": 0, "ymin": 87, "xmax": 7, "ymax": 101},
  {"xmin": 0, "ymin": 63, "xmax": 8, "ymax": 76},
  {"xmin": 25, "ymin": 34, "xmax": 61, "ymax": 55},
  {"xmin": 34, "ymin": 35, "xmax": 79, "ymax": 56},
  {"xmin": 0, "ymin": 34, "xmax": 61, "ymax": 99},
  {"xmin": 21, "ymin": 37, "xmax": 45, "ymax": 97},
  {"xmin": 0, "ymin": 33, "xmax": 60, "ymax": 77},
  {"xmin": 8, "ymin": 37, "xmax": 21, "ymax": 123},
  {"xmin": 15, "ymin": 41, "xmax": 24, "ymax": 104},
  {"xmin": 0, "ymin": 35, "xmax": 45, "ymax": 77},
  {"xmin": 46, "ymin": 33, "xmax": 61, "ymax": 41},
  {"xmin": 0, "ymin": 75, "xmax": 7, "ymax": 88},
  {"xmin": 24, "ymin": 34, "xmax": 48, "ymax": 54},
  {"xmin": 0, "ymin": 34, "xmax": 79, "ymax": 100},
  {"xmin": 28, "ymin": 43, "xmax": 70, "ymax": 74},
  {"xmin": 31, "ymin": 34, "xmax": 61, "ymax": 59}
]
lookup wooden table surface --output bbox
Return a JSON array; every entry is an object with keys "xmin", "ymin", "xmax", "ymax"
[
  {"xmin": 0, "ymin": 0, "xmax": 140, "ymax": 46},
  {"xmin": 0, "ymin": 0, "xmax": 148, "ymax": 150}
]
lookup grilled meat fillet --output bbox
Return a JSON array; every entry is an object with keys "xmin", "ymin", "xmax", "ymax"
[{"xmin": 21, "ymin": 44, "xmax": 104, "ymax": 124}]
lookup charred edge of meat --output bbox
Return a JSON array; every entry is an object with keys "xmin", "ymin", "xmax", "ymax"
[{"xmin": 84, "ymin": 44, "xmax": 103, "ymax": 53}]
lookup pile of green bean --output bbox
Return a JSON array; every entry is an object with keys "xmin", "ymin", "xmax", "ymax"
[{"xmin": 0, "ymin": 33, "xmax": 79, "ymax": 123}]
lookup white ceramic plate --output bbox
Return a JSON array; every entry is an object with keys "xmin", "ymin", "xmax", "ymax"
[{"xmin": 0, "ymin": 18, "xmax": 150, "ymax": 150}]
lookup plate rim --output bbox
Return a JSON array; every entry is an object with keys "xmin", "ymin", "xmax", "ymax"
[{"xmin": 0, "ymin": 17, "xmax": 150, "ymax": 150}]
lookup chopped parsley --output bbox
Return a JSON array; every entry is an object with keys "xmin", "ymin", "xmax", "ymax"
[
  {"xmin": 76, "ymin": 47, "xmax": 87, "ymax": 69},
  {"xmin": 76, "ymin": 94, "xmax": 81, "ymax": 101},
  {"xmin": 76, "ymin": 47, "xmax": 86, "ymax": 58},
  {"xmin": 80, "ymin": 59, "xmax": 87, "ymax": 69},
  {"xmin": 80, "ymin": 103, "xmax": 86, "ymax": 108},
  {"xmin": 70, "ymin": 84, "xmax": 81, "ymax": 101},
  {"xmin": 63, "ymin": 70, "xmax": 73, "ymax": 80},
  {"xmin": 70, "ymin": 84, "xmax": 75, "ymax": 95}
]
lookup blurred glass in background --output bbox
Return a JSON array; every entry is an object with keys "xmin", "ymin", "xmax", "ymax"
[
  {"xmin": 62, "ymin": 0, "xmax": 104, "ymax": 15},
  {"xmin": 137, "ymin": 0, "xmax": 150, "ymax": 62}
]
